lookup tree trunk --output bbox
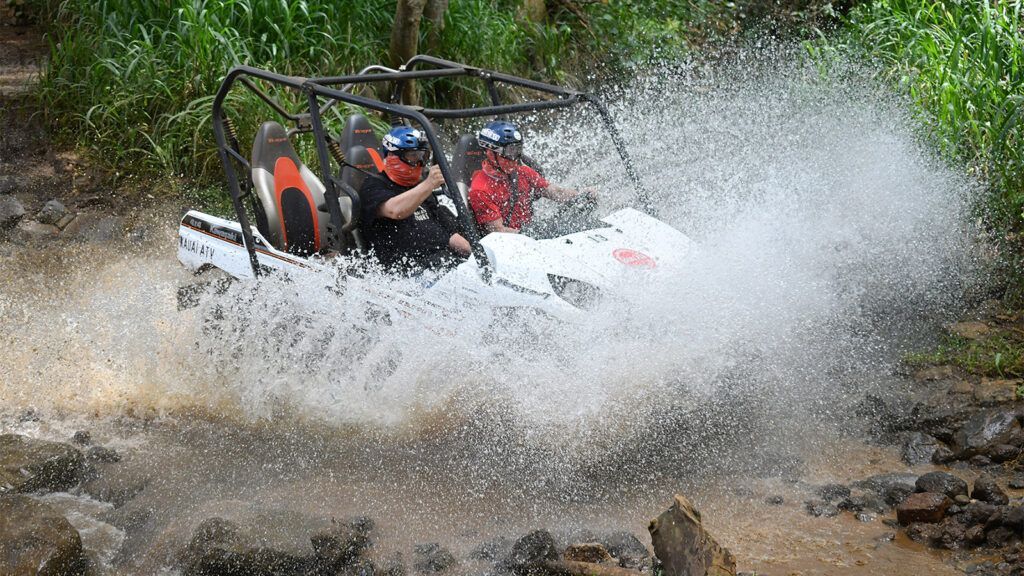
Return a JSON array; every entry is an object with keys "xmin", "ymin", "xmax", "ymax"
[
  {"xmin": 389, "ymin": 0, "xmax": 428, "ymax": 105},
  {"xmin": 423, "ymin": 0, "xmax": 449, "ymax": 52},
  {"xmin": 521, "ymin": 0, "xmax": 547, "ymax": 23}
]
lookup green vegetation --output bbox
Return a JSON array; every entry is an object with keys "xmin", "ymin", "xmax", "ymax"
[
  {"xmin": 33, "ymin": 0, "xmax": 842, "ymax": 187},
  {"xmin": 823, "ymin": 0, "xmax": 1023, "ymax": 239},
  {"xmin": 34, "ymin": 0, "xmax": 666, "ymax": 184},
  {"xmin": 905, "ymin": 330, "xmax": 1024, "ymax": 379}
]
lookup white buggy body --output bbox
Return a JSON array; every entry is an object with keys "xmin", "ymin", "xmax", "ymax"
[{"xmin": 177, "ymin": 206, "xmax": 692, "ymax": 323}]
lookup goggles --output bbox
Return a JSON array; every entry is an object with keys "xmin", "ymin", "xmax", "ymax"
[
  {"xmin": 397, "ymin": 149, "xmax": 431, "ymax": 167},
  {"xmin": 494, "ymin": 142, "xmax": 523, "ymax": 161}
]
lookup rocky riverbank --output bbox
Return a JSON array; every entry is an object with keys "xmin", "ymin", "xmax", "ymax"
[
  {"xmin": 0, "ymin": 425, "xmax": 737, "ymax": 576},
  {"xmin": 794, "ymin": 308, "xmax": 1024, "ymax": 575}
]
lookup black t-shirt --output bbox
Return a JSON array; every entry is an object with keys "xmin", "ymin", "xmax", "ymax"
[{"xmin": 359, "ymin": 175, "xmax": 463, "ymax": 273}]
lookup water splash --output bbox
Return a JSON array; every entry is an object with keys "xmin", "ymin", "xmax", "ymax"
[{"xmin": 0, "ymin": 50, "xmax": 981, "ymax": 472}]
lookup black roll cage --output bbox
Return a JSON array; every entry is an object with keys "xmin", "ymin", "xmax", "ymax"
[{"xmin": 211, "ymin": 55, "xmax": 650, "ymax": 277}]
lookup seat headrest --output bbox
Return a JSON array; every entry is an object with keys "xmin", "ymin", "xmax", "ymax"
[
  {"xmin": 453, "ymin": 134, "xmax": 486, "ymax": 186},
  {"xmin": 343, "ymin": 145, "xmax": 382, "ymax": 192},
  {"xmin": 252, "ymin": 121, "xmax": 301, "ymax": 172},
  {"xmin": 341, "ymin": 114, "xmax": 379, "ymax": 155}
]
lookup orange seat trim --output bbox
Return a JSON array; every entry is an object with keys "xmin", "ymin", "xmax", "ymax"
[{"xmin": 273, "ymin": 157, "xmax": 321, "ymax": 251}]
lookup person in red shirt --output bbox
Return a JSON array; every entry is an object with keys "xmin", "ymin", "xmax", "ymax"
[{"xmin": 468, "ymin": 120, "xmax": 593, "ymax": 234}]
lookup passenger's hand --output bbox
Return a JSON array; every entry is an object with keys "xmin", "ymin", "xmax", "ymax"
[{"xmin": 425, "ymin": 165, "xmax": 446, "ymax": 190}]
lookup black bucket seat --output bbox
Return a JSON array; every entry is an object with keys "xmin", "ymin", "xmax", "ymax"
[
  {"xmin": 251, "ymin": 121, "xmax": 331, "ymax": 256},
  {"xmin": 451, "ymin": 134, "xmax": 486, "ymax": 210},
  {"xmin": 339, "ymin": 114, "xmax": 384, "ymax": 193}
]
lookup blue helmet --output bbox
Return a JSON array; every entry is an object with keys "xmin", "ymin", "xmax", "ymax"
[
  {"xmin": 477, "ymin": 120, "xmax": 523, "ymax": 159},
  {"xmin": 382, "ymin": 125, "xmax": 428, "ymax": 155}
]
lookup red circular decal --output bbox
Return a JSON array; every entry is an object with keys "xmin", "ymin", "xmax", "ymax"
[{"xmin": 612, "ymin": 248, "xmax": 657, "ymax": 269}]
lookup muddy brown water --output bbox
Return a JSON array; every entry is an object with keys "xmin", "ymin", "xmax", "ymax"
[
  {"xmin": 4, "ymin": 409, "xmax": 962, "ymax": 576},
  {"xmin": 0, "ymin": 207, "xmax": 968, "ymax": 575}
]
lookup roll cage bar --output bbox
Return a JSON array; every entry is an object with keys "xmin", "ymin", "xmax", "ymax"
[{"xmin": 211, "ymin": 55, "xmax": 651, "ymax": 278}]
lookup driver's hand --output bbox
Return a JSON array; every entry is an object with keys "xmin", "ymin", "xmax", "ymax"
[{"xmin": 425, "ymin": 165, "xmax": 445, "ymax": 190}]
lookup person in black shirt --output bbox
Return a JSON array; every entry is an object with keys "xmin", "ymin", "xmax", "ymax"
[{"xmin": 360, "ymin": 126, "xmax": 471, "ymax": 274}]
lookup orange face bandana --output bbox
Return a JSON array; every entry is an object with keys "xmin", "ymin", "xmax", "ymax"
[{"xmin": 384, "ymin": 155, "xmax": 422, "ymax": 187}]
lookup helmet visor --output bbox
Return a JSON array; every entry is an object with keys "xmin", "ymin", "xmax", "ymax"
[
  {"xmin": 398, "ymin": 149, "xmax": 431, "ymax": 167},
  {"xmin": 497, "ymin": 142, "xmax": 523, "ymax": 160}
]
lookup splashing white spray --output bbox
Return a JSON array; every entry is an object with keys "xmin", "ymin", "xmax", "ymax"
[{"xmin": 0, "ymin": 51, "xmax": 980, "ymax": 471}]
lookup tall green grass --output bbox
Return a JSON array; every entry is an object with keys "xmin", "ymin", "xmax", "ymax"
[
  {"xmin": 37, "ymin": 0, "xmax": 581, "ymax": 184},
  {"xmin": 834, "ymin": 0, "xmax": 1023, "ymax": 232},
  {"xmin": 38, "ymin": 0, "xmax": 834, "ymax": 186}
]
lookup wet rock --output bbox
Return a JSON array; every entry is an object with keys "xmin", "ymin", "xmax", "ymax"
[
  {"xmin": 764, "ymin": 495, "xmax": 784, "ymax": 506},
  {"xmin": 181, "ymin": 517, "xmax": 311, "ymax": 576},
  {"xmin": 955, "ymin": 495, "xmax": 972, "ymax": 505},
  {"xmin": 80, "ymin": 464, "xmax": 150, "ymax": 508},
  {"xmin": 975, "ymin": 378, "xmax": 1020, "ymax": 405},
  {"xmin": 85, "ymin": 445, "xmax": 120, "ymax": 463},
  {"xmin": 0, "ymin": 495, "xmax": 89, "ymax": 575},
  {"xmin": 413, "ymin": 543, "xmax": 456, "ymax": 573},
  {"xmin": 63, "ymin": 213, "xmax": 123, "ymax": 242},
  {"xmin": 932, "ymin": 446, "xmax": 956, "ymax": 464},
  {"xmin": 837, "ymin": 494, "xmax": 888, "ymax": 514},
  {"xmin": 914, "ymin": 365, "xmax": 956, "ymax": 382},
  {"xmin": 804, "ymin": 499, "xmax": 839, "ymax": 517},
  {"xmin": 648, "ymin": 494, "xmax": 736, "ymax": 576},
  {"xmin": 0, "ymin": 194, "xmax": 26, "ymax": 229},
  {"xmin": 599, "ymin": 532, "xmax": 649, "ymax": 570},
  {"xmin": 990, "ymin": 444, "xmax": 1020, "ymax": 463},
  {"xmin": 985, "ymin": 505, "xmax": 1024, "ymax": 533},
  {"xmin": 916, "ymin": 471, "xmax": 968, "ymax": 499},
  {"xmin": 951, "ymin": 408, "xmax": 1021, "ymax": 458},
  {"xmin": 970, "ymin": 455, "xmax": 994, "ymax": 467},
  {"xmin": 817, "ymin": 483, "xmax": 850, "ymax": 502},
  {"xmin": 950, "ymin": 380, "xmax": 975, "ymax": 395},
  {"xmin": 855, "ymin": 472, "xmax": 919, "ymax": 504},
  {"xmin": 939, "ymin": 521, "xmax": 966, "ymax": 549},
  {"xmin": 564, "ymin": 543, "xmax": 613, "ymax": 564},
  {"xmin": 966, "ymin": 525, "xmax": 986, "ymax": 546},
  {"xmin": 950, "ymin": 321, "xmax": 991, "ymax": 340},
  {"xmin": 856, "ymin": 393, "xmax": 917, "ymax": 436},
  {"xmin": 905, "ymin": 522, "xmax": 943, "ymax": 545},
  {"xmin": 886, "ymin": 485, "xmax": 916, "ymax": 507},
  {"xmin": 856, "ymin": 512, "xmax": 877, "ymax": 523},
  {"xmin": 15, "ymin": 219, "xmax": 59, "ymax": 241},
  {"xmin": 310, "ymin": 516, "xmax": 373, "ymax": 571},
  {"xmin": 875, "ymin": 532, "xmax": 896, "ymax": 543},
  {"xmin": 0, "ymin": 174, "xmax": 25, "ymax": 194},
  {"xmin": 915, "ymin": 394, "xmax": 977, "ymax": 442},
  {"xmin": 36, "ymin": 199, "xmax": 67, "ymax": 225},
  {"xmin": 973, "ymin": 474, "xmax": 1009, "ymax": 505},
  {"xmin": 897, "ymin": 492, "xmax": 951, "ymax": 524},
  {"xmin": 987, "ymin": 526, "xmax": 1016, "ymax": 548},
  {"xmin": 952, "ymin": 502, "xmax": 998, "ymax": 528},
  {"xmin": 0, "ymin": 433, "xmax": 85, "ymax": 494},
  {"xmin": 506, "ymin": 530, "xmax": 559, "ymax": 573},
  {"xmin": 1008, "ymin": 476, "xmax": 1024, "ymax": 490},
  {"xmin": 902, "ymin": 432, "xmax": 941, "ymax": 465},
  {"xmin": 71, "ymin": 431, "xmax": 91, "ymax": 446}
]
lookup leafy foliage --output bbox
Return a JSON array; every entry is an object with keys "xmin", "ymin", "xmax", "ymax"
[
  {"xmin": 830, "ymin": 0, "xmax": 1023, "ymax": 232},
  {"xmin": 35, "ymin": 0, "xmax": 849, "ymax": 186}
]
